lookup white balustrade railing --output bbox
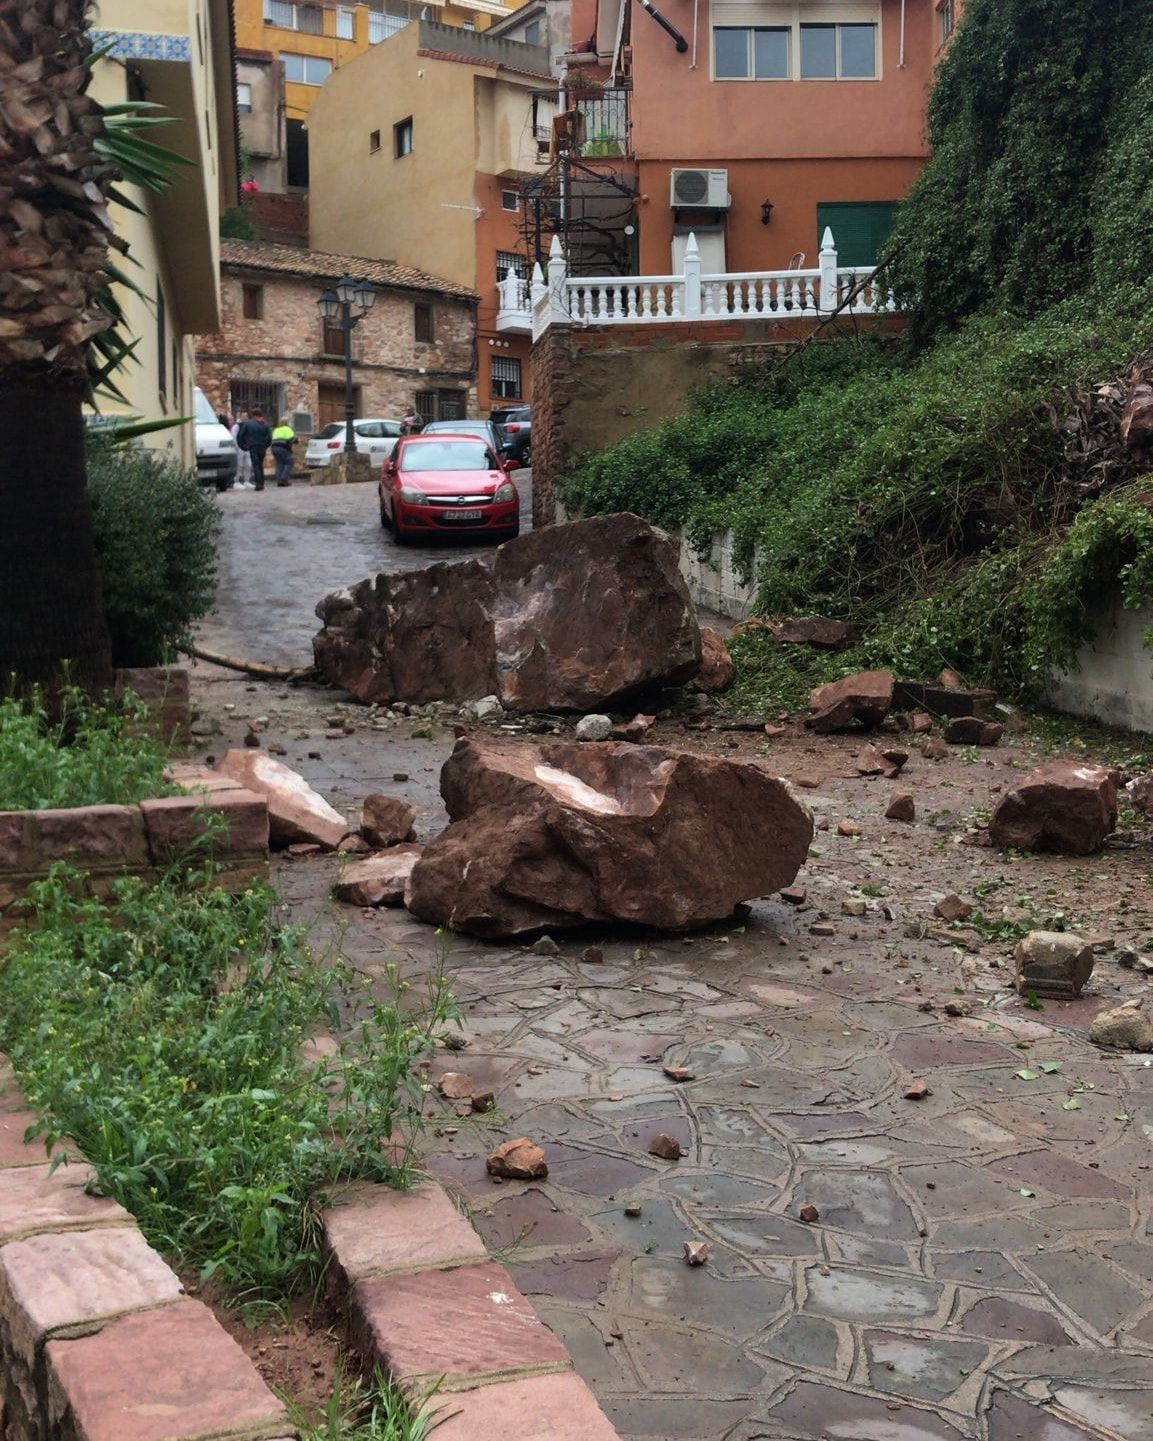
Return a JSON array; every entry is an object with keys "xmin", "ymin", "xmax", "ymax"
[{"xmin": 531, "ymin": 228, "xmax": 899, "ymax": 337}]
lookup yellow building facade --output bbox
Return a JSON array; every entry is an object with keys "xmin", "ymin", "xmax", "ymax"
[{"xmin": 90, "ymin": 0, "xmax": 239, "ymax": 464}]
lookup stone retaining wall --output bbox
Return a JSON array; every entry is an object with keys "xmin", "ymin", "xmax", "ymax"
[
  {"xmin": 323, "ymin": 1181, "xmax": 622, "ymax": 1439},
  {"xmin": 0, "ymin": 1057, "xmax": 291, "ymax": 1441},
  {"xmin": 0, "ymin": 790, "xmax": 269, "ymax": 933}
]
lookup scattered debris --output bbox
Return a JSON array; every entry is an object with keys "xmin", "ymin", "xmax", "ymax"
[
  {"xmin": 793, "ymin": 773, "xmax": 823, "ymax": 790},
  {"xmin": 922, "ymin": 737, "xmax": 950, "ymax": 762},
  {"xmin": 575, "ymin": 715, "xmax": 612, "ymax": 742},
  {"xmin": 856, "ymin": 745, "xmax": 886, "ymax": 776},
  {"xmin": 683, "ymin": 1240, "xmax": 709, "ymax": 1266},
  {"xmin": 989, "ymin": 761, "xmax": 1120, "ymax": 854},
  {"xmin": 944, "ymin": 1000, "xmax": 972, "ymax": 1018},
  {"xmin": 624, "ymin": 1202, "xmax": 643, "ymax": 1218},
  {"xmin": 648, "ymin": 1133, "xmax": 683, "ymax": 1160},
  {"xmin": 780, "ymin": 884, "xmax": 807, "ymax": 905},
  {"xmin": 361, "ymin": 792, "xmax": 417, "ymax": 848},
  {"xmin": 313, "ymin": 513, "xmax": 702, "ymax": 711},
  {"xmin": 773, "ymin": 617, "xmax": 860, "ymax": 651},
  {"xmin": 218, "ymin": 749, "xmax": 350, "ymax": 849},
  {"xmin": 1089, "ymin": 1001, "xmax": 1153, "ymax": 1052},
  {"xmin": 471, "ymin": 1090, "xmax": 495, "ymax": 1113},
  {"xmin": 837, "ymin": 820, "xmax": 863, "ymax": 837},
  {"xmin": 886, "ymin": 793, "xmax": 916, "ymax": 823},
  {"xmin": 529, "ymin": 935, "xmax": 560, "ymax": 956},
  {"xmin": 1014, "ymin": 931, "xmax": 1096, "ymax": 1000},
  {"xmin": 612, "ymin": 714, "xmax": 656, "ymax": 742},
  {"xmin": 935, "ymin": 894, "xmax": 973, "ymax": 923},
  {"xmin": 487, "ymin": 1138, "xmax": 549, "ymax": 1179},
  {"xmin": 903, "ymin": 1080, "xmax": 932, "ymax": 1101},
  {"xmin": 798, "ymin": 1204, "xmax": 820, "ymax": 1224},
  {"xmin": 332, "ymin": 847, "xmax": 422, "ymax": 907},
  {"xmin": 842, "ymin": 898, "xmax": 867, "ymax": 917},
  {"xmin": 462, "ymin": 694, "xmax": 504, "ymax": 721},
  {"xmin": 881, "ymin": 747, "xmax": 909, "ymax": 778},
  {"xmin": 806, "ymin": 669, "xmax": 894, "ymax": 733},
  {"xmin": 437, "ymin": 1072, "xmax": 475, "ymax": 1100},
  {"xmin": 581, "ymin": 945, "xmax": 605, "ymax": 964},
  {"xmin": 944, "ymin": 716, "xmax": 1004, "ymax": 746},
  {"xmin": 662, "ymin": 1066, "xmax": 696, "ymax": 1082},
  {"xmin": 406, "ymin": 737, "xmax": 814, "ymax": 938},
  {"xmin": 695, "ymin": 627, "xmax": 735, "ymax": 692}
]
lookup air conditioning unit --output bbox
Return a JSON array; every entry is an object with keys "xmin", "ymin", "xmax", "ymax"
[{"xmin": 670, "ymin": 168, "xmax": 730, "ymax": 209}]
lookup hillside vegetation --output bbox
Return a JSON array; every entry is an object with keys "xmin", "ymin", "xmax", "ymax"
[{"xmin": 561, "ymin": 0, "xmax": 1153, "ymax": 706}]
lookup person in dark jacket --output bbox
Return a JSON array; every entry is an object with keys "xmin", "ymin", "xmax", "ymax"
[{"xmin": 236, "ymin": 408, "xmax": 272, "ymax": 490}]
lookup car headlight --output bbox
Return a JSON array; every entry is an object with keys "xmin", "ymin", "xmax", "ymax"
[
  {"xmin": 398, "ymin": 486, "xmax": 428, "ymax": 505},
  {"xmin": 493, "ymin": 482, "xmax": 517, "ymax": 503}
]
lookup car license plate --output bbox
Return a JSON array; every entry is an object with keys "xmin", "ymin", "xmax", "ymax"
[{"xmin": 453, "ymin": 509, "xmax": 483, "ymax": 521}]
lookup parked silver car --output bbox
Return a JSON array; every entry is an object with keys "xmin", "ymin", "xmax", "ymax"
[{"xmin": 305, "ymin": 418, "xmax": 402, "ymax": 469}]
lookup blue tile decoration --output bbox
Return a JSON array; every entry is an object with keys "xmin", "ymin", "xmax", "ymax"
[{"xmin": 90, "ymin": 30, "xmax": 192, "ymax": 62}]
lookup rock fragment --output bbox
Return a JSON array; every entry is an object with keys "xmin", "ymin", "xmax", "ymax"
[
  {"xmin": 944, "ymin": 716, "xmax": 1004, "ymax": 746},
  {"xmin": 332, "ymin": 846, "xmax": 422, "ymax": 907},
  {"xmin": 361, "ymin": 793, "xmax": 417, "ymax": 848},
  {"xmin": 798, "ymin": 1204, "xmax": 820, "ymax": 1224},
  {"xmin": 662, "ymin": 1066, "xmax": 696, "ymax": 1083},
  {"xmin": 218, "ymin": 750, "xmax": 349, "ymax": 849},
  {"xmin": 575, "ymin": 715, "xmax": 612, "ymax": 742},
  {"xmin": 648, "ymin": 1133, "xmax": 683, "ymax": 1160},
  {"xmin": 1014, "ymin": 931, "xmax": 1095, "ymax": 1000},
  {"xmin": 683, "ymin": 1240, "xmax": 709, "ymax": 1266},
  {"xmin": 437, "ymin": 1072, "xmax": 475, "ymax": 1100},
  {"xmin": 885, "ymin": 793, "xmax": 916, "ymax": 823},
  {"xmin": 695, "ymin": 627, "xmax": 735, "ymax": 693},
  {"xmin": 989, "ymin": 761, "xmax": 1119, "ymax": 855},
  {"xmin": 934, "ymin": 894, "xmax": 973, "ymax": 922},
  {"xmin": 1090, "ymin": 1002, "xmax": 1153, "ymax": 1051},
  {"xmin": 487, "ymin": 1138, "xmax": 549, "ymax": 1179},
  {"xmin": 773, "ymin": 617, "xmax": 859, "ymax": 650},
  {"xmin": 806, "ymin": 669, "xmax": 894, "ymax": 733},
  {"xmin": 903, "ymin": 1080, "xmax": 931, "ymax": 1101}
]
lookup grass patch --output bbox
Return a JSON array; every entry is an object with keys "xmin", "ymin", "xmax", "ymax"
[
  {"xmin": 0, "ymin": 859, "xmax": 455, "ymax": 1297},
  {"xmin": 0, "ymin": 685, "xmax": 175, "ymax": 810},
  {"xmin": 285, "ymin": 1366, "xmax": 444, "ymax": 1441}
]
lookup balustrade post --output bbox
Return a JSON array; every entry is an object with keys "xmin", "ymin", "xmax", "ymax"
[
  {"xmin": 683, "ymin": 233, "xmax": 702, "ymax": 319},
  {"xmin": 547, "ymin": 235, "xmax": 569, "ymax": 325},
  {"xmin": 818, "ymin": 226, "xmax": 839, "ymax": 314}
]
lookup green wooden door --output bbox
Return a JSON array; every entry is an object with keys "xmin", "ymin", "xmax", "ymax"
[{"xmin": 817, "ymin": 202, "xmax": 899, "ymax": 267}]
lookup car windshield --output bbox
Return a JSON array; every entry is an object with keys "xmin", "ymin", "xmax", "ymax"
[
  {"xmin": 399, "ymin": 441, "xmax": 495, "ymax": 472},
  {"xmin": 426, "ymin": 422, "xmax": 489, "ymax": 437},
  {"xmin": 194, "ymin": 389, "xmax": 218, "ymax": 425}
]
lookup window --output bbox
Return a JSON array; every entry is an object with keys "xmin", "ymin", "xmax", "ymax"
[
  {"xmin": 501, "ymin": 189, "xmax": 520, "ymax": 212},
  {"xmin": 713, "ymin": 26, "xmax": 788, "ymax": 79},
  {"xmin": 415, "ymin": 389, "xmax": 437, "ymax": 421},
  {"xmin": 938, "ymin": 0, "xmax": 955, "ymax": 42},
  {"xmin": 242, "ymin": 283, "xmax": 264, "ymax": 320},
  {"xmin": 491, "ymin": 356, "xmax": 522, "ymax": 400},
  {"xmin": 523, "ymin": 18, "xmax": 541, "ymax": 44},
  {"xmin": 322, "ymin": 319, "xmax": 347, "ymax": 356},
  {"xmin": 230, "ymin": 379, "xmax": 285, "ymax": 421},
  {"xmin": 237, "ymin": 81, "xmax": 253, "ymax": 112},
  {"xmin": 369, "ymin": 129, "xmax": 381, "ymax": 153},
  {"xmin": 394, "ymin": 117, "xmax": 413, "ymax": 157},
  {"xmin": 816, "ymin": 201, "xmax": 898, "ymax": 267},
  {"xmin": 800, "ymin": 23, "xmax": 876, "ymax": 78},
  {"xmin": 496, "ymin": 250, "xmax": 528, "ymax": 282},
  {"xmin": 282, "ymin": 52, "xmax": 332, "ymax": 85},
  {"xmin": 414, "ymin": 302, "xmax": 434, "ymax": 343},
  {"xmin": 286, "ymin": 118, "xmax": 309, "ymax": 186},
  {"xmin": 336, "ymin": 7, "xmax": 355, "ymax": 38}
]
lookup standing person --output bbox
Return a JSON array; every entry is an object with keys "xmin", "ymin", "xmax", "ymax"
[
  {"xmin": 400, "ymin": 404, "xmax": 423, "ymax": 435},
  {"xmin": 231, "ymin": 411, "xmax": 253, "ymax": 489},
  {"xmin": 271, "ymin": 417, "xmax": 297, "ymax": 487},
  {"xmin": 237, "ymin": 408, "xmax": 272, "ymax": 491}
]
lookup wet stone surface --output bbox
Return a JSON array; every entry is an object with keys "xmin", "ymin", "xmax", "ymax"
[{"xmin": 194, "ymin": 480, "xmax": 1153, "ymax": 1441}]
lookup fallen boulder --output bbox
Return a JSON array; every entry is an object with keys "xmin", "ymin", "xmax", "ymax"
[
  {"xmin": 332, "ymin": 846, "xmax": 422, "ymax": 907},
  {"xmin": 405, "ymin": 737, "xmax": 814, "ymax": 938},
  {"xmin": 806, "ymin": 669, "xmax": 894, "ymax": 733},
  {"xmin": 313, "ymin": 513, "xmax": 701, "ymax": 713},
  {"xmin": 218, "ymin": 750, "xmax": 349, "ymax": 850},
  {"xmin": 361, "ymin": 793, "xmax": 416, "ymax": 848},
  {"xmin": 774, "ymin": 617, "xmax": 859, "ymax": 651},
  {"xmin": 988, "ymin": 761, "xmax": 1119, "ymax": 855},
  {"xmin": 1090, "ymin": 1002, "xmax": 1153, "ymax": 1052},
  {"xmin": 694, "ymin": 628, "xmax": 735, "ymax": 693},
  {"xmin": 1014, "ymin": 930, "xmax": 1095, "ymax": 999}
]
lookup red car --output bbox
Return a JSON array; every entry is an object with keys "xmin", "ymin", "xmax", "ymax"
[{"xmin": 379, "ymin": 434, "xmax": 520, "ymax": 545}]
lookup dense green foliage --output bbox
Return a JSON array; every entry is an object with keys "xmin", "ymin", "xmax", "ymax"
[
  {"xmin": 561, "ymin": 0, "xmax": 1153, "ymax": 708},
  {"xmin": 88, "ymin": 439, "xmax": 220, "ymax": 667},
  {"xmin": 0, "ymin": 685, "xmax": 174, "ymax": 809},
  {"xmin": 0, "ymin": 861, "xmax": 454, "ymax": 1294}
]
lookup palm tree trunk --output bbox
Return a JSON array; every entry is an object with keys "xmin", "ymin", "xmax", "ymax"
[{"xmin": 0, "ymin": 377, "xmax": 113, "ymax": 694}]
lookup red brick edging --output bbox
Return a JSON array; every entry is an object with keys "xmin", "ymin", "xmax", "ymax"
[
  {"xmin": 322, "ymin": 1181, "xmax": 623, "ymax": 1440},
  {"xmin": 0, "ymin": 1059, "xmax": 292, "ymax": 1441}
]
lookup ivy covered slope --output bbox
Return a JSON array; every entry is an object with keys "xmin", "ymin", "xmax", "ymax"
[{"xmin": 560, "ymin": 0, "xmax": 1153, "ymax": 704}]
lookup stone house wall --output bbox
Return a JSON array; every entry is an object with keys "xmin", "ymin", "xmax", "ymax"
[{"xmin": 196, "ymin": 269, "xmax": 478, "ymax": 431}]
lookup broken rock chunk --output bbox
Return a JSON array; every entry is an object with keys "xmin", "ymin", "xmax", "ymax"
[
  {"xmin": 856, "ymin": 744, "xmax": 886, "ymax": 776},
  {"xmin": 437, "ymin": 1072, "xmax": 475, "ymax": 1100},
  {"xmin": 332, "ymin": 846, "xmax": 422, "ymax": 907},
  {"xmin": 313, "ymin": 513, "xmax": 701, "ymax": 712},
  {"xmin": 487, "ymin": 1138, "xmax": 548, "ymax": 1179},
  {"xmin": 903, "ymin": 1080, "xmax": 931, "ymax": 1101},
  {"xmin": 988, "ymin": 761, "xmax": 1120, "ymax": 855},
  {"xmin": 806, "ymin": 669, "xmax": 894, "ymax": 734},
  {"xmin": 885, "ymin": 793, "xmax": 916, "ymax": 823},
  {"xmin": 773, "ymin": 617, "xmax": 860, "ymax": 651},
  {"xmin": 648, "ymin": 1133, "xmax": 683, "ymax": 1161},
  {"xmin": 934, "ymin": 894, "xmax": 973, "ymax": 923},
  {"xmin": 1090, "ymin": 1002, "xmax": 1153, "ymax": 1051},
  {"xmin": 575, "ymin": 715, "xmax": 612, "ymax": 742},
  {"xmin": 798, "ymin": 1204, "xmax": 820, "ymax": 1224},
  {"xmin": 663, "ymin": 1066, "xmax": 696, "ymax": 1083},
  {"xmin": 361, "ymin": 793, "xmax": 417, "ymax": 848},
  {"xmin": 612, "ymin": 713, "xmax": 656, "ymax": 743},
  {"xmin": 694, "ymin": 627, "xmax": 735, "ymax": 693},
  {"xmin": 406, "ymin": 737, "xmax": 814, "ymax": 939},
  {"xmin": 1014, "ymin": 931, "xmax": 1095, "ymax": 1000},
  {"xmin": 218, "ymin": 750, "xmax": 349, "ymax": 849},
  {"xmin": 683, "ymin": 1240, "xmax": 709, "ymax": 1266},
  {"xmin": 943, "ymin": 716, "xmax": 1004, "ymax": 747}
]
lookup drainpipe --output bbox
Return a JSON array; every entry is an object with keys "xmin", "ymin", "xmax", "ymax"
[
  {"xmin": 691, "ymin": 0, "xmax": 699, "ymax": 68},
  {"xmin": 637, "ymin": 0, "xmax": 688, "ymax": 54},
  {"xmin": 899, "ymin": 0, "xmax": 906, "ymax": 67}
]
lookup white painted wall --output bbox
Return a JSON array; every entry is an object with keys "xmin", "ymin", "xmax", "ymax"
[{"xmin": 1045, "ymin": 596, "xmax": 1153, "ymax": 734}]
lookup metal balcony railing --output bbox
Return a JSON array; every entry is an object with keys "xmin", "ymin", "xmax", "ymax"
[{"xmin": 263, "ymin": 1, "xmax": 356, "ymax": 39}]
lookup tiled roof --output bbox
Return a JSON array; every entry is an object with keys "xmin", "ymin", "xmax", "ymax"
[{"xmin": 219, "ymin": 239, "xmax": 476, "ymax": 301}]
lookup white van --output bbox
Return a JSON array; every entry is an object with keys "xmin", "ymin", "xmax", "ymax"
[{"xmin": 194, "ymin": 388, "xmax": 237, "ymax": 489}]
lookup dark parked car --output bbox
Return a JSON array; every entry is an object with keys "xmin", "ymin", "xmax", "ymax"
[{"xmin": 491, "ymin": 404, "xmax": 531, "ymax": 468}]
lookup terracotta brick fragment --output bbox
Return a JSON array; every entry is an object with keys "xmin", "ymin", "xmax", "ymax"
[{"xmin": 428, "ymin": 1371, "xmax": 620, "ymax": 1440}]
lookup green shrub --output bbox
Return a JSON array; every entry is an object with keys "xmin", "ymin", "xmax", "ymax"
[
  {"xmin": 0, "ymin": 685, "xmax": 175, "ymax": 809},
  {"xmin": 88, "ymin": 439, "xmax": 220, "ymax": 667},
  {"xmin": 0, "ymin": 861, "xmax": 455, "ymax": 1295}
]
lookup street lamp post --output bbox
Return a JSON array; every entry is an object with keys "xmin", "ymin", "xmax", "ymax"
[{"xmin": 316, "ymin": 275, "xmax": 376, "ymax": 458}]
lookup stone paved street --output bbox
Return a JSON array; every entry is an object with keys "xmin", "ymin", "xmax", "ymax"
[{"xmin": 192, "ymin": 482, "xmax": 1153, "ymax": 1441}]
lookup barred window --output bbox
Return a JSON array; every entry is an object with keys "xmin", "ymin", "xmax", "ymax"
[
  {"xmin": 491, "ymin": 356, "xmax": 522, "ymax": 399},
  {"xmin": 496, "ymin": 250, "xmax": 528, "ymax": 282}
]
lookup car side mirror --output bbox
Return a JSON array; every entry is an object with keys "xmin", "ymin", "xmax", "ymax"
[
  {"xmin": 504, "ymin": 458, "xmax": 518, "ymax": 473},
  {"xmin": 383, "ymin": 461, "xmax": 395, "ymax": 475}
]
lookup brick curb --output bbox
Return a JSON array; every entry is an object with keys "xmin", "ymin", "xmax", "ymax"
[
  {"xmin": 0, "ymin": 1056, "xmax": 292, "ymax": 1441},
  {"xmin": 322, "ymin": 1179, "xmax": 623, "ymax": 1439}
]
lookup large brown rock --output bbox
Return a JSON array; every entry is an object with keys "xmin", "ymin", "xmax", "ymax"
[
  {"xmin": 333, "ymin": 846, "xmax": 422, "ymax": 907},
  {"xmin": 218, "ymin": 751, "xmax": 350, "ymax": 850},
  {"xmin": 774, "ymin": 617, "xmax": 860, "ymax": 651},
  {"xmin": 988, "ymin": 761, "xmax": 1119, "ymax": 855},
  {"xmin": 361, "ymin": 793, "xmax": 416, "ymax": 847},
  {"xmin": 694, "ymin": 627, "xmax": 735, "ymax": 693},
  {"xmin": 406, "ymin": 737, "xmax": 814, "ymax": 938},
  {"xmin": 313, "ymin": 513, "xmax": 701, "ymax": 713},
  {"xmin": 806, "ymin": 669, "xmax": 894, "ymax": 733}
]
